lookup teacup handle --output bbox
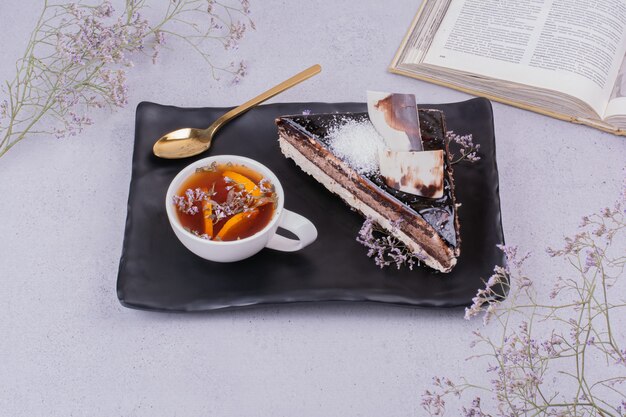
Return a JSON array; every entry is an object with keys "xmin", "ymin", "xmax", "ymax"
[{"xmin": 266, "ymin": 209, "xmax": 318, "ymax": 252}]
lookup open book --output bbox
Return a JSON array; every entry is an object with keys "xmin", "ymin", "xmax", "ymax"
[{"xmin": 390, "ymin": 0, "xmax": 626, "ymax": 135}]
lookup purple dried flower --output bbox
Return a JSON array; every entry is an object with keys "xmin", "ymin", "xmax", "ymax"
[
  {"xmin": 594, "ymin": 223, "xmax": 606, "ymax": 236},
  {"xmin": 356, "ymin": 217, "xmax": 422, "ymax": 270},
  {"xmin": 232, "ymin": 61, "xmax": 247, "ymax": 85},
  {"xmin": 241, "ymin": 0, "xmax": 251, "ymax": 14},
  {"xmin": 461, "ymin": 397, "xmax": 483, "ymax": 417},
  {"xmin": 421, "ymin": 389, "xmax": 446, "ymax": 416},
  {"xmin": 447, "ymin": 131, "xmax": 481, "ymax": 165},
  {"xmin": 540, "ymin": 334, "xmax": 562, "ymax": 357},
  {"xmin": 430, "ymin": 232, "xmax": 626, "ymax": 417},
  {"xmin": 549, "ymin": 277, "xmax": 565, "ymax": 299},
  {"xmin": 53, "ymin": 111, "xmax": 93, "ymax": 138},
  {"xmin": 1, "ymin": 0, "xmax": 255, "ymax": 158},
  {"xmin": 517, "ymin": 276, "xmax": 532, "ymax": 289},
  {"xmin": 98, "ymin": 69, "xmax": 128, "ymax": 107},
  {"xmin": 225, "ymin": 21, "xmax": 246, "ymax": 50},
  {"xmin": 173, "ymin": 187, "xmax": 212, "ymax": 215},
  {"xmin": 156, "ymin": 30, "xmax": 166, "ymax": 45},
  {"xmin": 95, "ymin": 1, "xmax": 114, "ymax": 18},
  {"xmin": 583, "ymin": 249, "xmax": 599, "ymax": 273},
  {"xmin": 568, "ymin": 318, "xmax": 580, "ymax": 344},
  {"xmin": 496, "ymin": 244, "xmax": 530, "ymax": 273},
  {"xmin": 464, "ymin": 245, "xmax": 526, "ymax": 322},
  {"xmin": 67, "ymin": 3, "xmax": 83, "ymax": 19},
  {"xmin": 151, "ymin": 31, "xmax": 166, "ymax": 64}
]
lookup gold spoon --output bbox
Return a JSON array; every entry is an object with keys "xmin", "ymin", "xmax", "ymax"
[{"xmin": 153, "ymin": 64, "xmax": 322, "ymax": 159}]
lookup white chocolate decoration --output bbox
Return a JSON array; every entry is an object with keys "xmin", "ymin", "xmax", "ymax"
[
  {"xmin": 366, "ymin": 90, "xmax": 423, "ymax": 152},
  {"xmin": 378, "ymin": 149, "xmax": 444, "ymax": 199}
]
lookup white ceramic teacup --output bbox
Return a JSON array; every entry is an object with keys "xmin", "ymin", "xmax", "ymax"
[{"xmin": 165, "ymin": 155, "xmax": 318, "ymax": 262}]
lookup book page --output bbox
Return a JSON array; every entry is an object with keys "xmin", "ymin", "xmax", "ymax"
[
  {"xmin": 421, "ymin": 0, "xmax": 626, "ymax": 117},
  {"xmin": 401, "ymin": 0, "xmax": 453, "ymax": 65},
  {"xmin": 603, "ymin": 55, "xmax": 626, "ymax": 118}
]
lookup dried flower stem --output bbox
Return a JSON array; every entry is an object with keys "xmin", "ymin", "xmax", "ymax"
[
  {"xmin": 423, "ymin": 189, "xmax": 626, "ymax": 416},
  {"xmin": 0, "ymin": 0, "xmax": 253, "ymax": 157}
]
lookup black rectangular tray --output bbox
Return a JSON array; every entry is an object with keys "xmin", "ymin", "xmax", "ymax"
[{"xmin": 117, "ymin": 98, "xmax": 505, "ymax": 312}]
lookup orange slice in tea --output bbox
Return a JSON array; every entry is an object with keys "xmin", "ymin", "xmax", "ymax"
[
  {"xmin": 223, "ymin": 171, "xmax": 261, "ymax": 196},
  {"xmin": 216, "ymin": 209, "xmax": 260, "ymax": 241}
]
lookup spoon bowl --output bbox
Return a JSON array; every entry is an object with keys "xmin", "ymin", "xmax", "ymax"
[
  {"xmin": 153, "ymin": 128, "xmax": 214, "ymax": 159},
  {"xmin": 153, "ymin": 64, "xmax": 321, "ymax": 159}
]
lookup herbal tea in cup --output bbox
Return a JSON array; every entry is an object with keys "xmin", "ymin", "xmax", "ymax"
[
  {"xmin": 165, "ymin": 155, "xmax": 317, "ymax": 262},
  {"xmin": 172, "ymin": 162, "xmax": 276, "ymax": 241}
]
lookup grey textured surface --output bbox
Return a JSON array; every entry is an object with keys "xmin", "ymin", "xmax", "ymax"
[{"xmin": 0, "ymin": 1, "xmax": 624, "ymax": 416}]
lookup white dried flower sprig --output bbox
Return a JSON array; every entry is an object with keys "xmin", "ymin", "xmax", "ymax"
[
  {"xmin": 447, "ymin": 131, "xmax": 481, "ymax": 165},
  {"xmin": 173, "ymin": 187, "xmax": 212, "ymax": 215},
  {"xmin": 422, "ymin": 186, "xmax": 626, "ymax": 416},
  {"xmin": 464, "ymin": 244, "xmax": 531, "ymax": 324},
  {"xmin": 0, "ymin": 0, "xmax": 253, "ymax": 157}
]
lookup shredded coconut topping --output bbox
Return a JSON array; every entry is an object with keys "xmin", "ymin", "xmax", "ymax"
[{"xmin": 327, "ymin": 119, "xmax": 385, "ymax": 175}]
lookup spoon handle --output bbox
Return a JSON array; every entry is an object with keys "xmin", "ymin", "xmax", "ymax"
[{"xmin": 210, "ymin": 64, "xmax": 322, "ymax": 132}]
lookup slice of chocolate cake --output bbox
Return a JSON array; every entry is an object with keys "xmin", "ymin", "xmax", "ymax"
[{"xmin": 275, "ymin": 109, "xmax": 460, "ymax": 273}]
